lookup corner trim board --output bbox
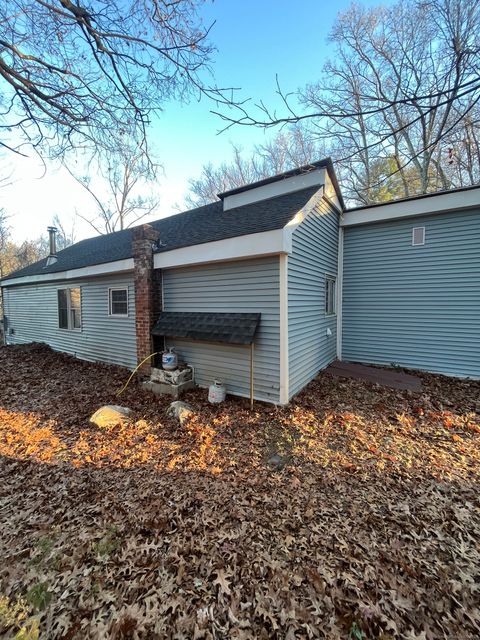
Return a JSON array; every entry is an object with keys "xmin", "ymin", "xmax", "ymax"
[
  {"xmin": 279, "ymin": 253, "xmax": 289, "ymax": 404},
  {"xmin": 282, "ymin": 186, "xmax": 325, "ymax": 253},
  {"xmin": 336, "ymin": 225, "xmax": 344, "ymax": 360}
]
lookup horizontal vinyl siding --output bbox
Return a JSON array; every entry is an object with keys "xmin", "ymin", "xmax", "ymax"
[
  {"xmin": 162, "ymin": 257, "xmax": 280, "ymax": 403},
  {"xmin": 2, "ymin": 273, "xmax": 136, "ymax": 369},
  {"xmin": 342, "ymin": 208, "xmax": 480, "ymax": 378},
  {"xmin": 288, "ymin": 199, "xmax": 339, "ymax": 398}
]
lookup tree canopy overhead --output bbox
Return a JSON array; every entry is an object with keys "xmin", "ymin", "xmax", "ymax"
[
  {"xmin": 216, "ymin": 0, "xmax": 480, "ymax": 203},
  {"xmin": 0, "ymin": 0, "xmax": 236, "ymax": 159}
]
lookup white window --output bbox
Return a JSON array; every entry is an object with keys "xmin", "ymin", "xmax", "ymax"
[
  {"xmin": 109, "ymin": 288, "xmax": 128, "ymax": 316},
  {"xmin": 325, "ymin": 275, "xmax": 336, "ymax": 316},
  {"xmin": 412, "ymin": 226, "xmax": 425, "ymax": 246},
  {"xmin": 58, "ymin": 288, "xmax": 81, "ymax": 330}
]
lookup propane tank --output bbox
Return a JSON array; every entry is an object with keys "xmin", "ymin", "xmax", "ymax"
[
  {"xmin": 208, "ymin": 380, "xmax": 226, "ymax": 404},
  {"xmin": 162, "ymin": 347, "xmax": 178, "ymax": 371}
]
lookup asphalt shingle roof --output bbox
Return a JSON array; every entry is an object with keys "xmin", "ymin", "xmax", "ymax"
[
  {"xmin": 152, "ymin": 312, "xmax": 261, "ymax": 345},
  {"xmin": 3, "ymin": 185, "xmax": 319, "ymax": 281}
]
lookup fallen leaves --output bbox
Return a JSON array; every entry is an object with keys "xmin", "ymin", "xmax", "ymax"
[
  {"xmin": 213, "ymin": 569, "xmax": 232, "ymax": 597},
  {"xmin": 0, "ymin": 343, "xmax": 479, "ymax": 639}
]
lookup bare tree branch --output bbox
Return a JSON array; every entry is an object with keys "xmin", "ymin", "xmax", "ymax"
[
  {"xmin": 68, "ymin": 140, "xmax": 160, "ymax": 234},
  {"xmin": 214, "ymin": 0, "xmax": 480, "ymax": 204},
  {"xmin": 185, "ymin": 127, "xmax": 324, "ymax": 208},
  {"xmin": 0, "ymin": 0, "xmax": 245, "ymax": 161}
]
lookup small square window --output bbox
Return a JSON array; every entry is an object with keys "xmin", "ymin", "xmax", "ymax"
[
  {"xmin": 412, "ymin": 227, "xmax": 425, "ymax": 246},
  {"xmin": 325, "ymin": 275, "xmax": 336, "ymax": 316},
  {"xmin": 109, "ymin": 288, "xmax": 128, "ymax": 316}
]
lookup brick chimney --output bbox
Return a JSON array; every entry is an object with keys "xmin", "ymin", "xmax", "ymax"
[{"xmin": 132, "ymin": 224, "xmax": 161, "ymax": 375}]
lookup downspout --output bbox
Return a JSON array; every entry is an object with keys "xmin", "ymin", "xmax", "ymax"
[
  {"xmin": 336, "ymin": 224, "xmax": 344, "ymax": 361},
  {"xmin": 250, "ymin": 342, "xmax": 254, "ymax": 410}
]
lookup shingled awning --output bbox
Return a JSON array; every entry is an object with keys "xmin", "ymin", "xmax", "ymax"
[{"xmin": 151, "ymin": 312, "xmax": 261, "ymax": 345}]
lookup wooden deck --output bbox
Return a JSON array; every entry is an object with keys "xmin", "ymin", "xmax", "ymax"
[{"xmin": 325, "ymin": 361, "xmax": 423, "ymax": 392}]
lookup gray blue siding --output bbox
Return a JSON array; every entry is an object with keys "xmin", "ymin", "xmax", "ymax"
[
  {"xmin": 288, "ymin": 199, "xmax": 339, "ymax": 398},
  {"xmin": 162, "ymin": 257, "xmax": 280, "ymax": 402},
  {"xmin": 2, "ymin": 273, "xmax": 136, "ymax": 369},
  {"xmin": 342, "ymin": 208, "xmax": 480, "ymax": 378}
]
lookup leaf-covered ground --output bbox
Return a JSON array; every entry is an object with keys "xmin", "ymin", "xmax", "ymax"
[{"xmin": 0, "ymin": 344, "xmax": 479, "ymax": 639}]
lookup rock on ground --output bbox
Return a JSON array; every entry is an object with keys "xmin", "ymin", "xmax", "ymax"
[
  {"xmin": 167, "ymin": 400, "xmax": 195, "ymax": 425},
  {"xmin": 90, "ymin": 405, "xmax": 133, "ymax": 429}
]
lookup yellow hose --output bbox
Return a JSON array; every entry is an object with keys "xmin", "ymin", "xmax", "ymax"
[{"xmin": 117, "ymin": 352, "xmax": 159, "ymax": 396}]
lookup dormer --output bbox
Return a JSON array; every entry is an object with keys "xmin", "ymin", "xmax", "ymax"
[{"xmin": 218, "ymin": 158, "xmax": 343, "ymax": 212}]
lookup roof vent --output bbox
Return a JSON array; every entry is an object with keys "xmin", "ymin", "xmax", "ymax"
[{"xmin": 412, "ymin": 226, "xmax": 425, "ymax": 246}]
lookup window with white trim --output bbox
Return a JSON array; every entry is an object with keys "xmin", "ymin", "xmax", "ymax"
[
  {"xmin": 412, "ymin": 226, "xmax": 425, "ymax": 246},
  {"xmin": 58, "ymin": 288, "xmax": 81, "ymax": 330},
  {"xmin": 109, "ymin": 287, "xmax": 128, "ymax": 316},
  {"xmin": 325, "ymin": 275, "xmax": 336, "ymax": 316}
]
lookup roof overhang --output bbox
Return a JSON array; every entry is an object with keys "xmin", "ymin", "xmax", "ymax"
[
  {"xmin": 0, "ymin": 257, "xmax": 134, "ymax": 288},
  {"xmin": 152, "ymin": 311, "xmax": 261, "ymax": 345},
  {"xmin": 154, "ymin": 228, "xmax": 287, "ymax": 270},
  {"xmin": 2, "ymin": 184, "xmax": 331, "ymax": 285},
  {"xmin": 154, "ymin": 187, "xmax": 326, "ymax": 270},
  {"xmin": 342, "ymin": 185, "xmax": 480, "ymax": 227}
]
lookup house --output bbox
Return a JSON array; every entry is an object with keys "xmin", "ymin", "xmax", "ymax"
[{"xmin": 1, "ymin": 159, "xmax": 479, "ymax": 404}]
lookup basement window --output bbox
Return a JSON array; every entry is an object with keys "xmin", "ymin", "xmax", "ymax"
[
  {"xmin": 325, "ymin": 275, "xmax": 337, "ymax": 316},
  {"xmin": 109, "ymin": 288, "xmax": 128, "ymax": 316},
  {"xmin": 58, "ymin": 288, "xmax": 81, "ymax": 330},
  {"xmin": 412, "ymin": 226, "xmax": 425, "ymax": 246}
]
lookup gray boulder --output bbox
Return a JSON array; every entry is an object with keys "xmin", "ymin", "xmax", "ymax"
[
  {"xmin": 167, "ymin": 401, "xmax": 195, "ymax": 425},
  {"xmin": 90, "ymin": 405, "xmax": 133, "ymax": 429}
]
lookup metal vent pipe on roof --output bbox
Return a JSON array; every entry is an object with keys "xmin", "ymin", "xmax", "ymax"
[{"xmin": 46, "ymin": 226, "xmax": 58, "ymax": 265}]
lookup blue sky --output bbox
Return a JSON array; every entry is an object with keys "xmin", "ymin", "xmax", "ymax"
[
  {"xmin": 154, "ymin": 0, "xmax": 377, "ymax": 188},
  {"xmin": 2, "ymin": 0, "xmax": 390, "ymax": 242}
]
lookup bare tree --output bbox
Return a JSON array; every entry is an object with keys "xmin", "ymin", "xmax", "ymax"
[
  {"xmin": 52, "ymin": 213, "xmax": 76, "ymax": 250},
  {"xmin": 0, "ymin": 211, "xmax": 10, "ymax": 331},
  {"xmin": 442, "ymin": 105, "xmax": 480, "ymax": 185},
  {"xmin": 186, "ymin": 127, "xmax": 324, "ymax": 207},
  {"xmin": 307, "ymin": 0, "xmax": 480, "ymax": 202},
  {"xmin": 216, "ymin": 0, "xmax": 480, "ymax": 203},
  {"xmin": 69, "ymin": 143, "xmax": 160, "ymax": 234},
  {"xmin": 0, "ymin": 235, "xmax": 45, "ymax": 279},
  {"xmin": 0, "ymin": 212, "xmax": 76, "ymax": 280},
  {"xmin": 35, "ymin": 213, "xmax": 76, "ymax": 255},
  {"xmin": 0, "ymin": 0, "xmax": 241, "ymax": 160},
  {"xmin": 0, "ymin": 210, "xmax": 9, "ymax": 278}
]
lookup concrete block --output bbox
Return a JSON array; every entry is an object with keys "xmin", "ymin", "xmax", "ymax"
[{"xmin": 142, "ymin": 379, "xmax": 196, "ymax": 399}]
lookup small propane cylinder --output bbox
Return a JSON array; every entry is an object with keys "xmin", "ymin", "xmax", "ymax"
[
  {"xmin": 162, "ymin": 347, "xmax": 178, "ymax": 371},
  {"xmin": 208, "ymin": 380, "xmax": 226, "ymax": 404}
]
